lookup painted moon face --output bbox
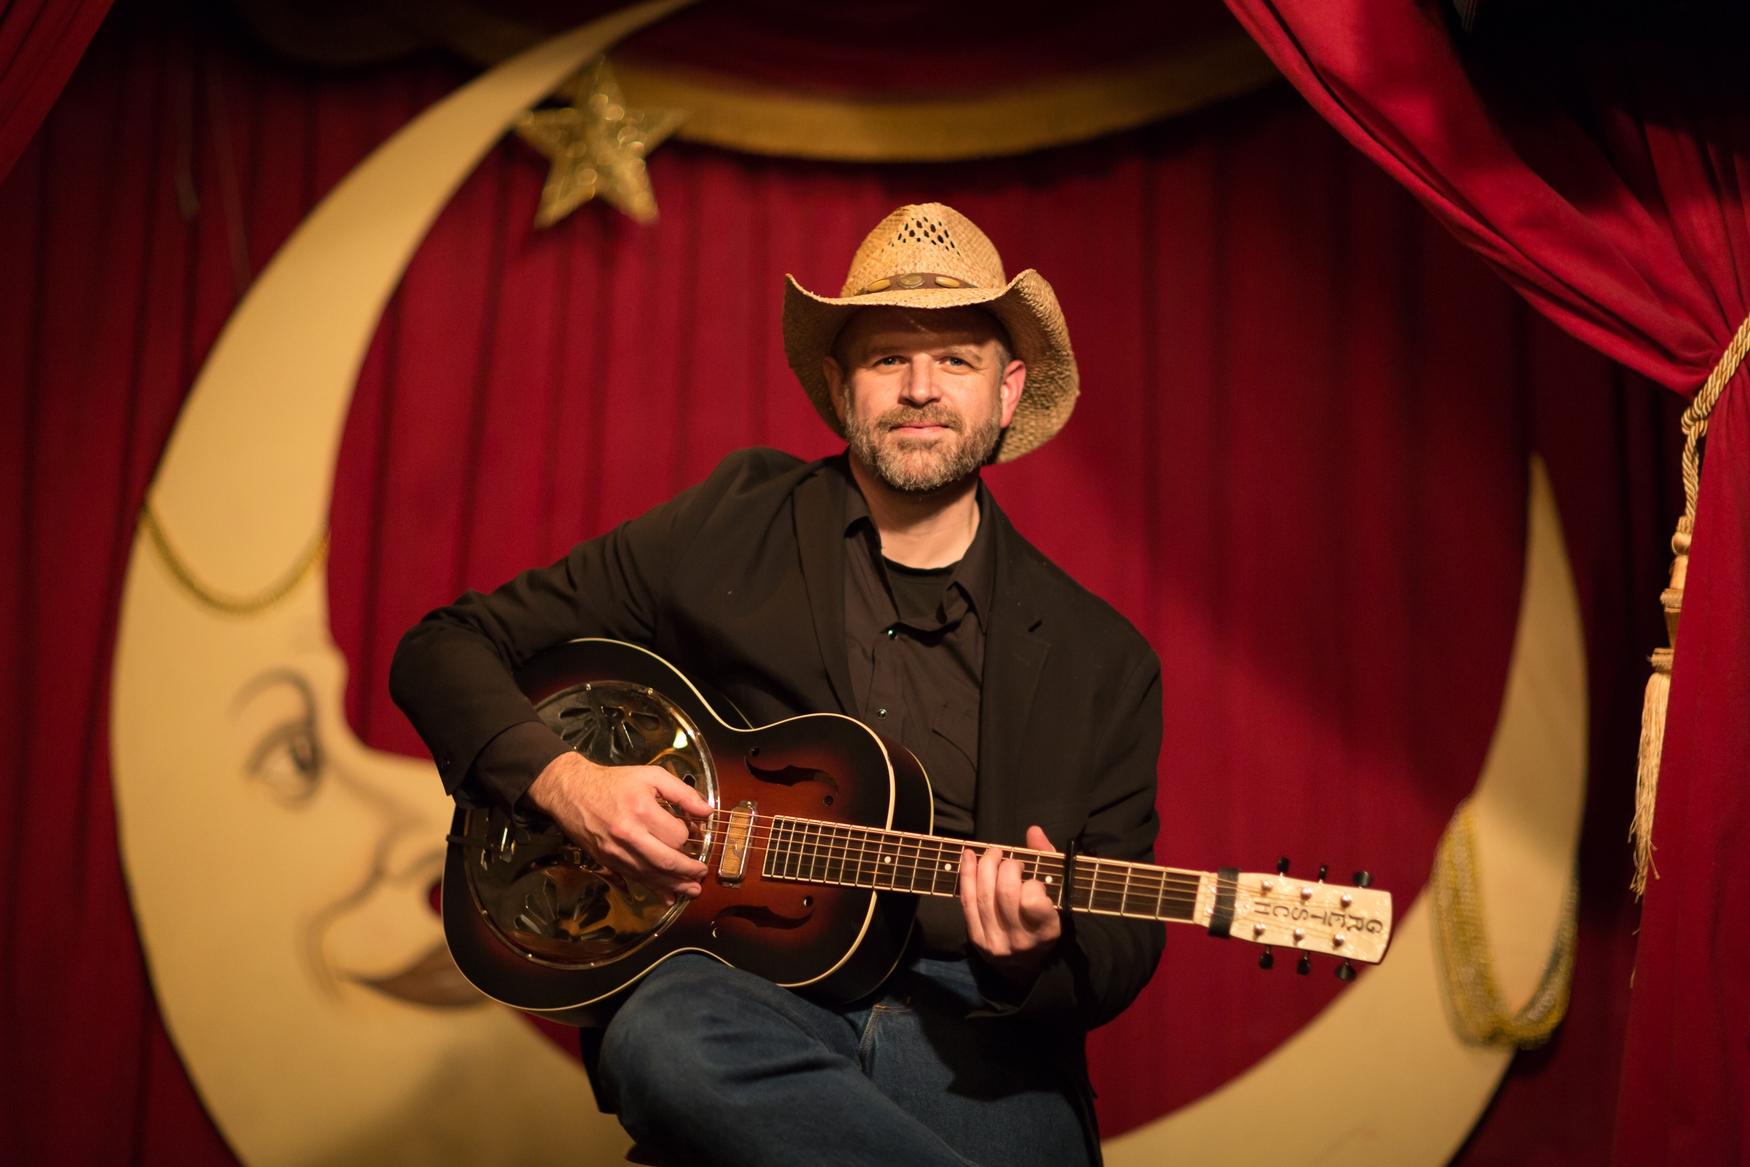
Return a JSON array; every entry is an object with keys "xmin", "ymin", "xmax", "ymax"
[
  {"xmin": 109, "ymin": 0, "xmax": 1586, "ymax": 1160},
  {"xmin": 111, "ymin": 5, "xmax": 688, "ymax": 1165}
]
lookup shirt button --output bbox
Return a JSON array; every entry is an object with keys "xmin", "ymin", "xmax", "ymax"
[
  {"xmin": 876, "ymin": 707, "xmax": 888, "ymax": 718},
  {"xmin": 886, "ymin": 626, "xmax": 897, "ymax": 638}
]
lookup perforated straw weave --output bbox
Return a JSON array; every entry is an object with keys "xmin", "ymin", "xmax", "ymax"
[{"xmin": 782, "ymin": 203, "xmax": 1079, "ymax": 462}]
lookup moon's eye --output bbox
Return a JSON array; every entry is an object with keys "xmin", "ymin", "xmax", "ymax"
[{"xmin": 247, "ymin": 719, "xmax": 323, "ymax": 804}]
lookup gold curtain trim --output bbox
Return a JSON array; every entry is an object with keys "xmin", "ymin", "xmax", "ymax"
[
  {"xmin": 241, "ymin": 0, "xmax": 1282, "ymax": 161},
  {"xmin": 609, "ymin": 38, "xmax": 1281, "ymax": 161},
  {"xmin": 1632, "ymin": 309, "xmax": 1750, "ymax": 895},
  {"xmin": 140, "ymin": 503, "xmax": 328, "ymax": 615},
  {"xmin": 1432, "ymin": 801, "xmax": 1578, "ymax": 1048}
]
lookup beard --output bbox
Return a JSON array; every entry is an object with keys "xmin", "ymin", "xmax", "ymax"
[{"xmin": 844, "ymin": 400, "xmax": 1004, "ymax": 495}]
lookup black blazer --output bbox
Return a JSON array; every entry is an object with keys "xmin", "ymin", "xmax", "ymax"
[{"xmin": 391, "ymin": 448, "xmax": 1165, "ymax": 1032}]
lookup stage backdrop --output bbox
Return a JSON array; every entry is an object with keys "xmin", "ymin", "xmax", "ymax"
[{"xmin": 0, "ymin": 5, "xmax": 1679, "ymax": 1164}]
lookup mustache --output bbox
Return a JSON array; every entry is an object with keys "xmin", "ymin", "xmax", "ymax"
[{"xmin": 879, "ymin": 406, "xmax": 961, "ymax": 430}]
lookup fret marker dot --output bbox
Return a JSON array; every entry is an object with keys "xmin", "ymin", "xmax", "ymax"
[
  {"xmin": 882, "ymin": 855, "xmax": 893, "ymax": 864},
  {"xmin": 1044, "ymin": 876, "xmax": 1054, "ymax": 885}
]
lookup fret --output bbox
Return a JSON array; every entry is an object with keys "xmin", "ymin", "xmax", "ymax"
[
  {"xmin": 1039, "ymin": 857, "xmax": 1063, "ymax": 908},
  {"xmin": 875, "ymin": 832, "xmax": 897, "ymax": 887},
  {"xmin": 814, "ymin": 821, "xmax": 833, "ymax": 885},
  {"xmin": 843, "ymin": 825, "xmax": 864, "ymax": 888},
  {"xmin": 929, "ymin": 841, "xmax": 958, "ymax": 897},
  {"xmin": 824, "ymin": 822, "xmax": 847, "ymax": 886},
  {"xmin": 785, "ymin": 818, "xmax": 803, "ymax": 881},
  {"xmin": 1085, "ymin": 858, "xmax": 1117, "ymax": 916},
  {"xmin": 898, "ymin": 835, "xmax": 923, "ymax": 893},
  {"xmin": 891, "ymin": 835, "xmax": 911, "ymax": 892},
  {"xmin": 785, "ymin": 819, "xmax": 804, "ymax": 882},
  {"xmin": 1120, "ymin": 864, "xmax": 1134, "ymax": 917},
  {"xmin": 1152, "ymin": 867, "xmax": 1166, "ymax": 920},
  {"xmin": 807, "ymin": 821, "xmax": 828, "ymax": 884},
  {"xmin": 819, "ymin": 821, "xmax": 839, "ymax": 885},
  {"xmin": 784, "ymin": 819, "xmax": 803, "ymax": 881},
  {"xmin": 849, "ymin": 827, "xmax": 870, "ymax": 889},
  {"xmin": 843, "ymin": 825, "xmax": 864, "ymax": 887},
  {"xmin": 767, "ymin": 817, "xmax": 788, "ymax": 879}
]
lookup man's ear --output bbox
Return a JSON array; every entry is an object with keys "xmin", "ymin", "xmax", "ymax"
[
  {"xmin": 998, "ymin": 359, "xmax": 1026, "ymax": 429},
  {"xmin": 822, "ymin": 356, "xmax": 849, "ymax": 423}
]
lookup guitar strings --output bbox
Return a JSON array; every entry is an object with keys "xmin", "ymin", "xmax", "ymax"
[
  {"xmin": 624, "ymin": 807, "xmax": 1384, "ymax": 940},
  {"xmin": 682, "ymin": 808, "xmax": 1210, "ymax": 894},
  {"xmin": 684, "ymin": 807, "xmax": 1350, "ymax": 906}
]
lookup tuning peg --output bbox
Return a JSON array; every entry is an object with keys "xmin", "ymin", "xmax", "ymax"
[
  {"xmin": 1276, "ymin": 856, "xmax": 1291, "ymax": 875},
  {"xmin": 1317, "ymin": 863, "xmax": 1329, "ymax": 881},
  {"xmin": 1296, "ymin": 953, "xmax": 1312, "ymax": 975},
  {"xmin": 1258, "ymin": 946, "xmax": 1275, "ymax": 970},
  {"xmin": 1336, "ymin": 960, "xmax": 1357, "ymax": 982}
]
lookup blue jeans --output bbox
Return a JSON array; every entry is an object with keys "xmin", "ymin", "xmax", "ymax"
[{"xmin": 598, "ymin": 953, "xmax": 1094, "ymax": 1167}]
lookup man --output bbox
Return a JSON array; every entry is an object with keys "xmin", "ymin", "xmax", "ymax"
[{"xmin": 391, "ymin": 203, "xmax": 1164, "ymax": 1166}]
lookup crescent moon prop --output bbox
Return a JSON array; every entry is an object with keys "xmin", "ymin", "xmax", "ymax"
[
  {"xmin": 1108, "ymin": 458, "xmax": 1586, "ymax": 1164},
  {"xmin": 113, "ymin": 5, "xmax": 688, "ymax": 1165},
  {"xmin": 112, "ymin": 0, "xmax": 1586, "ymax": 1158}
]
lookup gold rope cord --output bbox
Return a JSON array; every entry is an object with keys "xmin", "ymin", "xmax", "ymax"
[
  {"xmin": 1632, "ymin": 309, "xmax": 1750, "ymax": 896},
  {"xmin": 140, "ymin": 503, "xmax": 328, "ymax": 615},
  {"xmin": 1432, "ymin": 801, "xmax": 1578, "ymax": 1048}
]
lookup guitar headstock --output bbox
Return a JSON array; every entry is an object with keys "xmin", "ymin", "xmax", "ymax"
[{"xmin": 1198, "ymin": 864, "xmax": 1393, "ymax": 970}]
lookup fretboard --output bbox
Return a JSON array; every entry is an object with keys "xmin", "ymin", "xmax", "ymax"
[{"xmin": 757, "ymin": 815, "xmax": 1201, "ymax": 923}]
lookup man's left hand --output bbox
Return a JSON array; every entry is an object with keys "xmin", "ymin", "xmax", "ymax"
[{"xmin": 961, "ymin": 825, "xmax": 1063, "ymax": 978}]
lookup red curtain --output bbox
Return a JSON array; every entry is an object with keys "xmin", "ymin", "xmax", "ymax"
[
  {"xmin": 0, "ymin": 0, "xmax": 113, "ymax": 183},
  {"xmin": 1221, "ymin": 3, "xmax": 1750, "ymax": 1160},
  {"xmin": 0, "ymin": 6, "xmax": 1677, "ymax": 1162}
]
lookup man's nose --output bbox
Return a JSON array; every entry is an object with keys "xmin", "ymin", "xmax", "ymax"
[{"xmin": 898, "ymin": 356, "xmax": 940, "ymax": 403}]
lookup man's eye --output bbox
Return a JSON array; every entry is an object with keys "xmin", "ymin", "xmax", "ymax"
[
  {"xmin": 943, "ymin": 356, "xmax": 970, "ymax": 367},
  {"xmin": 247, "ymin": 721, "xmax": 323, "ymax": 804},
  {"xmin": 874, "ymin": 355, "xmax": 905, "ymax": 367}
]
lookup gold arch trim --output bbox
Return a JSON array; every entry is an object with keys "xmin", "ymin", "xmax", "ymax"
[
  {"xmin": 611, "ymin": 37, "xmax": 1282, "ymax": 161},
  {"xmin": 238, "ymin": 0, "xmax": 1282, "ymax": 161}
]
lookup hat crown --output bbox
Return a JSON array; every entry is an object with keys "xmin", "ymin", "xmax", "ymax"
[{"xmin": 837, "ymin": 203, "xmax": 1008, "ymax": 297}]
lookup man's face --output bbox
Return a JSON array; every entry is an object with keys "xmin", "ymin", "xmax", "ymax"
[{"xmin": 823, "ymin": 307, "xmax": 1026, "ymax": 495}]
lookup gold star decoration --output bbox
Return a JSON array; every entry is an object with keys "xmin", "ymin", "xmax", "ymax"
[{"xmin": 513, "ymin": 57, "xmax": 684, "ymax": 228}]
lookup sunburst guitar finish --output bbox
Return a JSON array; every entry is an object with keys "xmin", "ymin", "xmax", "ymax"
[{"xmin": 442, "ymin": 639, "xmax": 1393, "ymax": 1024}]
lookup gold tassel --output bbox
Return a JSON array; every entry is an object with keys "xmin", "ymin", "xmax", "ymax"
[
  {"xmin": 1631, "ymin": 648, "xmax": 1671, "ymax": 897},
  {"xmin": 1630, "ymin": 301, "xmax": 1749, "ymax": 896},
  {"xmin": 1632, "ymin": 519, "xmax": 1686, "ymax": 897}
]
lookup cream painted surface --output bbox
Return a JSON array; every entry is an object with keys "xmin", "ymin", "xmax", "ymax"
[
  {"xmin": 111, "ymin": 0, "xmax": 1585, "ymax": 1157},
  {"xmin": 111, "ymin": 5, "xmax": 686, "ymax": 1164},
  {"xmin": 1108, "ymin": 461, "xmax": 1587, "ymax": 1166}
]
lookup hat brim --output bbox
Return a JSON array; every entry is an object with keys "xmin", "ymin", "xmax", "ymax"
[{"xmin": 781, "ymin": 268, "xmax": 1079, "ymax": 463}]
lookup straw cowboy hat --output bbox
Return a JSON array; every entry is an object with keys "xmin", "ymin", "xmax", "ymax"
[{"xmin": 782, "ymin": 203, "xmax": 1079, "ymax": 462}]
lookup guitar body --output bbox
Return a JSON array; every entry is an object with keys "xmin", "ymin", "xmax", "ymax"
[{"xmin": 442, "ymin": 638, "xmax": 934, "ymax": 1025}]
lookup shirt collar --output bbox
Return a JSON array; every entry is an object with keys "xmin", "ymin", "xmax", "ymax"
[{"xmin": 835, "ymin": 454, "xmax": 996, "ymax": 620}]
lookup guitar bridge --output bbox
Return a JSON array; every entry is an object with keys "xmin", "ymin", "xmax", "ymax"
[{"xmin": 717, "ymin": 800, "xmax": 757, "ymax": 886}]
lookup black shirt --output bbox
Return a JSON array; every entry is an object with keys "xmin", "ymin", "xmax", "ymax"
[{"xmin": 841, "ymin": 468, "xmax": 996, "ymax": 954}]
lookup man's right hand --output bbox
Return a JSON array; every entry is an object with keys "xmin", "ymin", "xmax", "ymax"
[{"xmin": 526, "ymin": 751, "xmax": 712, "ymax": 902}]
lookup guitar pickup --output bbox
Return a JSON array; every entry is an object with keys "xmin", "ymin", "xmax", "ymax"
[{"xmin": 717, "ymin": 800, "xmax": 756, "ymax": 886}]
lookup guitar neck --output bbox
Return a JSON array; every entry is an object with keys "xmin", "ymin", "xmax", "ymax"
[
  {"xmin": 755, "ymin": 814, "xmax": 1393, "ymax": 964},
  {"xmin": 760, "ymin": 815, "xmax": 1200, "ymax": 922}
]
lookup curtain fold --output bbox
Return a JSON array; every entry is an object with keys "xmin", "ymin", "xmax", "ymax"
[
  {"xmin": 0, "ymin": 0, "xmax": 114, "ymax": 184},
  {"xmin": 1222, "ymin": 3, "xmax": 1750, "ymax": 1161},
  {"xmin": 0, "ymin": 7, "xmax": 1675, "ymax": 1163}
]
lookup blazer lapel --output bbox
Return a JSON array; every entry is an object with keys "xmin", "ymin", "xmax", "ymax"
[
  {"xmin": 975, "ymin": 505, "xmax": 1052, "ymax": 844},
  {"xmin": 792, "ymin": 464, "xmax": 857, "ymax": 714}
]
